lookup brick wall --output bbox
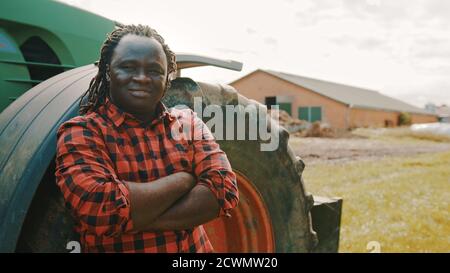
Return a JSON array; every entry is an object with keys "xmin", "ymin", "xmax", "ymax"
[{"xmin": 349, "ymin": 108, "xmax": 437, "ymax": 128}]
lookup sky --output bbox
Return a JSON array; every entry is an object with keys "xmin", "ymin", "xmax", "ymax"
[{"xmin": 58, "ymin": 0, "xmax": 450, "ymax": 108}]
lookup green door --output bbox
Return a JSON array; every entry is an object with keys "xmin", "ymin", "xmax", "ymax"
[
  {"xmin": 278, "ymin": 102, "xmax": 292, "ymax": 115},
  {"xmin": 311, "ymin": 107, "xmax": 322, "ymax": 122},
  {"xmin": 298, "ymin": 106, "xmax": 322, "ymax": 122},
  {"xmin": 298, "ymin": 107, "xmax": 309, "ymax": 121}
]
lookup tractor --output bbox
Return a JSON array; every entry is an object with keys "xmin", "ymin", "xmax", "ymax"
[{"xmin": 0, "ymin": 0, "xmax": 342, "ymax": 253}]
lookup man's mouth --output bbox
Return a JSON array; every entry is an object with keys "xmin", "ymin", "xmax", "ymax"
[{"xmin": 129, "ymin": 89, "xmax": 150, "ymax": 98}]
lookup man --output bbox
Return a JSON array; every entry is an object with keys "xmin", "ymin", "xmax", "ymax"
[{"xmin": 55, "ymin": 24, "xmax": 239, "ymax": 253}]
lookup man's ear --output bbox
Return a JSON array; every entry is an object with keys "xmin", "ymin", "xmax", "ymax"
[
  {"xmin": 163, "ymin": 73, "xmax": 174, "ymax": 95},
  {"xmin": 167, "ymin": 71, "xmax": 177, "ymax": 82}
]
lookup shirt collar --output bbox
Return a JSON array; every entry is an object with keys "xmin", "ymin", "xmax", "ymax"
[{"xmin": 101, "ymin": 98, "xmax": 175, "ymax": 128}]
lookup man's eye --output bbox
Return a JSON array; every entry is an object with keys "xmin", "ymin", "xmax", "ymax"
[{"xmin": 148, "ymin": 70, "xmax": 164, "ymax": 76}]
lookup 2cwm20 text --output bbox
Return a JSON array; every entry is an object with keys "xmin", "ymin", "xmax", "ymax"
[{"xmin": 172, "ymin": 256, "xmax": 278, "ymax": 271}]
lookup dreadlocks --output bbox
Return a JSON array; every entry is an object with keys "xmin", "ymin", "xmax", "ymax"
[{"xmin": 79, "ymin": 24, "xmax": 177, "ymax": 115}]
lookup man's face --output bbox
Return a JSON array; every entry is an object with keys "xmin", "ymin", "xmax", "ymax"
[{"xmin": 108, "ymin": 34, "xmax": 168, "ymax": 118}]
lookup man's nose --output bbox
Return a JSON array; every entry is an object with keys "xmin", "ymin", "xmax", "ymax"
[{"xmin": 132, "ymin": 69, "xmax": 151, "ymax": 83}]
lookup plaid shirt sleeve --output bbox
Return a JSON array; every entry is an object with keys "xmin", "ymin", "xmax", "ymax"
[
  {"xmin": 55, "ymin": 117, "xmax": 133, "ymax": 237},
  {"xmin": 190, "ymin": 111, "xmax": 239, "ymax": 217}
]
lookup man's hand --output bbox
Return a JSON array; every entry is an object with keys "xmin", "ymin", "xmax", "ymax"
[{"xmin": 126, "ymin": 171, "xmax": 196, "ymax": 232}]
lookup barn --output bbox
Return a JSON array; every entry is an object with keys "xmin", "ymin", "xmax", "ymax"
[{"xmin": 230, "ymin": 69, "xmax": 437, "ymax": 129}]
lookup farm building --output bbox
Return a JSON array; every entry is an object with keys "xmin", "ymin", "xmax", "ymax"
[
  {"xmin": 437, "ymin": 105, "xmax": 450, "ymax": 123},
  {"xmin": 230, "ymin": 69, "xmax": 437, "ymax": 129}
]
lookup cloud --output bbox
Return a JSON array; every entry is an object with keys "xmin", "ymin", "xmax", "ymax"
[
  {"xmin": 328, "ymin": 36, "xmax": 350, "ymax": 46},
  {"xmin": 329, "ymin": 35, "xmax": 384, "ymax": 48},
  {"xmin": 214, "ymin": 48, "xmax": 247, "ymax": 55},
  {"xmin": 264, "ymin": 37, "xmax": 278, "ymax": 46},
  {"xmin": 415, "ymin": 49, "xmax": 450, "ymax": 61},
  {"xmin": 395, "ymin": 87, "xmax": 450, "ymax": 107},
  {"xmin": 294, "ymin": 0, "xmax": 343, "ymax": 27},
  {"xmin": 358, "ymin": 38, "xmax": 386, "ymax": 50},
  {"xmin": 413, "ymin": 36, "xmax": 450, "ymax": 60},
  {"xmin": 246, "ymin": 28, "xmax": 257, "ymax": 35},
  {"xmin": 342, "ymin": 0, "xmax": 412, "ymax": 23},
  {"xmin": 423, "ymin": 0, "xmax": 450, "ymax": 23},
  {"xmin": 384, "ymin": 75, "xmax": 450, "ymax": 107}
]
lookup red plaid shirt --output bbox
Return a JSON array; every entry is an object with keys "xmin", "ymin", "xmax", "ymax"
[{"xmin": 55, "ymin": 98, "xmax": 239, "ymax": 253}]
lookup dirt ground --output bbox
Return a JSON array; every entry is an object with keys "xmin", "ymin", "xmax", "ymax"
[{"xmin": 289, "ymin": 136, "xmax": 450, "ymax": 165}]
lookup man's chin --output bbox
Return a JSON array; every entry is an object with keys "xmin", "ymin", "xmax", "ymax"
[{"xmin": 127, "ymin": 103, "xmax": 156, "ymax": 117}]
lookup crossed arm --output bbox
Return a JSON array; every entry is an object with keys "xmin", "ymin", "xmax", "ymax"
[
  {"xmin": 127, "ymin": 111, "xmax": 238, "ymax": 232},
  {"xmin": 55, "ymin": 114, "xmax": 238, "ymax": 237},
  {"xmin": 126, "ymin": 172, "xmax": 220, "ymax": 232}
]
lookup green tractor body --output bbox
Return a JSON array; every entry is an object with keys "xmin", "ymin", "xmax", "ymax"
[{"xmin": 0, "ymin": 0, "xmax": 115, "ymax": 112}]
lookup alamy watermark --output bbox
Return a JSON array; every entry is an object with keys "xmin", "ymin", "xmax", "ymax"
[
  {"xmin": 366, "ymin": 241, "xmax": 382, "ymax": 253},
  {"xmin": 66, "ymin": 241, "xmax": 81, "ymax": 253},
  {"xmin": 169, "ymin": 97, "xmax": 280, "ymax": 152}
]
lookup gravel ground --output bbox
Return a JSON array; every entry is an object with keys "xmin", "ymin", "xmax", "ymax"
[{"xmin": 289, "ymin": 136, "xmax": 450, "ymax": 165}]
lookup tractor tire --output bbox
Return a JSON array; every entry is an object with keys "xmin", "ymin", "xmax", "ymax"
[
  {"xmin": 164, "ymin": 79, "xmax": 318, "ymax": 252},
  {"xmin": 0, "ymin": 65, "xmax": 317, "ymax": 252}
]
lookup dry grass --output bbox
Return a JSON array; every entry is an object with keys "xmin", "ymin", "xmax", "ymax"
[{"xmin": 302, "ymin": 151, "xmax": 450, "ymax": 253}]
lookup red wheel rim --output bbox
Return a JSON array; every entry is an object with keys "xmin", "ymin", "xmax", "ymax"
[{"xmin": 204, "ymin": 171, "xmax": 275, "ymax": 252}]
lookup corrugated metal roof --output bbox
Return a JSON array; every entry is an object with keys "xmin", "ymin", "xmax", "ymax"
[{"xmin": 262, "ymin": 69, "xmax": 431, "ymax": 115}]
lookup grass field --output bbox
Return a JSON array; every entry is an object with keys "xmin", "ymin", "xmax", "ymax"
[
  {"xmin": 302, "ymin": 151, "xmax": 450, "ymax": 252},
  {"xmin": 304, "ymin": 152, "xmax": 450, "ymax": 252}
]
